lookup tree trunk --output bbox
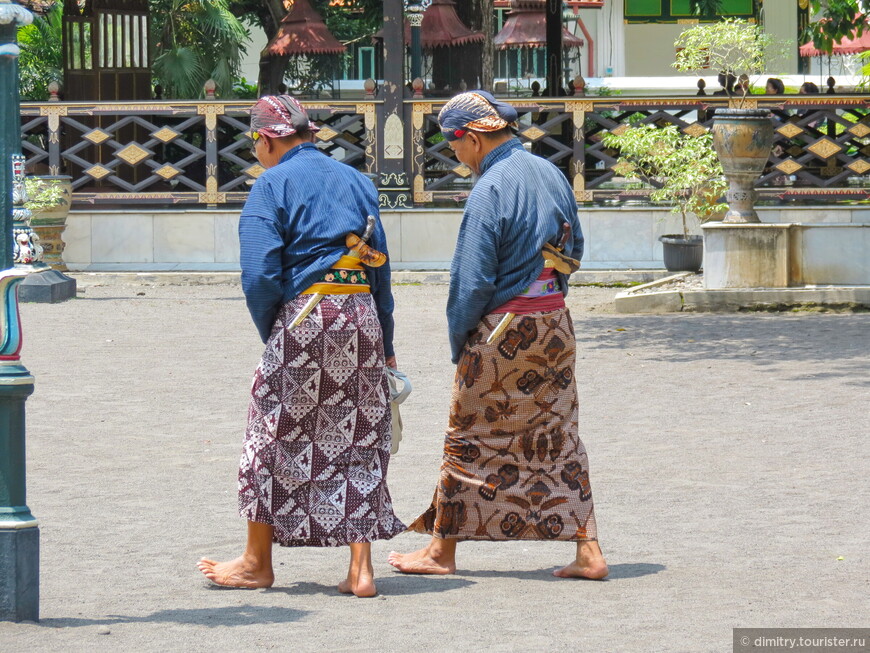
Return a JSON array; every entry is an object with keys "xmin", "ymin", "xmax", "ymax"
[
  {"xmin": 258, "ymin": 49, "xmax": 289, "ymax": 96},
  {"xmin": 256, "ymin": 0, "xmax": 289, "ymax": 95},
  {"xmin": 480, "ymin": 0, "xmax": 494, "ymax": 91}
]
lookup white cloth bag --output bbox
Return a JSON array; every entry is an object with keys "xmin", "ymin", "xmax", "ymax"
[{"xmin": 385, "ymin": 368, "xmax": 412, "ymax": 455}]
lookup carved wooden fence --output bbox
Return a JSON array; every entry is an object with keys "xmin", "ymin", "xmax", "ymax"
[
  {"xmin": 408, "ymin": 96, "xmax": 870, "ymax": 205},
  {"xmin": 20, "ymin": 100, "xmax": 377, "ymax": 207},
  {"xmin": 20, "ymin": 96, "xmax": 870, "ymax": 208}
]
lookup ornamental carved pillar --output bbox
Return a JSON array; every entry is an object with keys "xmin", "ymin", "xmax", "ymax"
[{"xmin": 376, "ymin": 0, "xmax": 412, "ymax": 209}]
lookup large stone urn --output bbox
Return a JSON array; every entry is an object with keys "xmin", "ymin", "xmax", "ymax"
[
  {"xmin": 27, "ymin": 175, "xmax": 72, "ymax": 271},
  {"xmin": 711, "ymin": 109, "xmax": 774, "ymax": 224}
]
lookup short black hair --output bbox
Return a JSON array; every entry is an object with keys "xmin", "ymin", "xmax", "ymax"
[{"xmin": 766, "ymin": 78, "xmax": 785, "ymax": 94}]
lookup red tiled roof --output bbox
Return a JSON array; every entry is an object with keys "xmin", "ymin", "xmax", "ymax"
[
  {"xmin": 375, "ymin": 0, "xmax": 484, "ymax": 50},
  {"xmin": 494, "ymin": 0, "xmax": 585, "ymax": 49},
  {"xmin": 414, "ymin": 0, "xmax": 484, "ymax": 48},
  {"xmin": 267, "ymin": 0, "xmax": 346, "ymax": 56}
]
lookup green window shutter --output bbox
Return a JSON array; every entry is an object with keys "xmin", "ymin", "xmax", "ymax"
[
  {"xmin": 625, "ymin": 0, "xmax": 663, "ymax": 17},
  {"xmin": 626, "ymin": 0, "xmax": 754, "ymax": 22}
]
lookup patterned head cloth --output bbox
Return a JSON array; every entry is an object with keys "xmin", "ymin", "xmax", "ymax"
[
  {"xmin": 250, "ymin": 94, "xmax": 320, "ymax": 138},
  {"xmin": 438, "ymin": 90, "xmax": 519, "ymax": 141}
]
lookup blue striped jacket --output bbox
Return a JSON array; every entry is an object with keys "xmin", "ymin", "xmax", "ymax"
[
  {"xmin": 238, "ymin": 143, "xmax": 395, "ymax": 356},
  {"xmin": 447, "ymin": 138, "xmax": 584, "ymax": 363}
]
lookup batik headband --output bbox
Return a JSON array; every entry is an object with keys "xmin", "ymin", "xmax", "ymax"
[
  {"xmin": 438, "ymin": 90, "xmax": 519, "ymax": 141},
  {"xmin": 250, "ymin": 94, "xmax": 321, "ymax": 138}
]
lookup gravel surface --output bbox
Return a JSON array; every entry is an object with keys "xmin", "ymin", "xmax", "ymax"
[{"xmin": 1, "ymin": 283, "xmax": 867, "ymax": 652}]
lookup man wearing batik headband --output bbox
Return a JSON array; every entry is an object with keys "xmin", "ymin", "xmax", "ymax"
[
  {"xmin": 390, "ymin": 90, "xmax": 609, "ymax": 581},
  {"xmin": 199, "ymin": 95, "xmax": 405, "ymax": 598}
]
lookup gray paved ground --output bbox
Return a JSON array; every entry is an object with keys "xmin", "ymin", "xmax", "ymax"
[{"xmin": 1, "ymin": 281, "xmax": 868, "ymax": 652}]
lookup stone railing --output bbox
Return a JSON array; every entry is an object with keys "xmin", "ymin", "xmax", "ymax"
[{"xmin": 20, "ymin": 95, "xmax": 870, "ymax": 209}]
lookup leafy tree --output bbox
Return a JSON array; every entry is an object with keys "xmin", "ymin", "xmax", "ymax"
[
  {"xmin": 150, "ymin": 0, "xmax": 251, "ymax": 98},
  {"xmin": 17, "ymin": 2, "xmax": 63, "ymax": 101},
  {"xmin": 673, "ymin": 18, "xmax": 790, "ymax": 109},
  {"xmin": 603, "ymin": 124, "xmax": 727, "ymax": 239},
  {"xmin": 858, "ymin": 50, "xmax": 870, "ymax": 89},
  {"xmin": 802, "ymin": 0, "xmax": 869, "ymax": 54}
]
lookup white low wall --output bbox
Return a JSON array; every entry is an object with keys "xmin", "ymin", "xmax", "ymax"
[
  {"xmin": 798, "ymin": 224, "xmax": 870, "ymax": 285},
  {"xmin": 704, "ymin": 222, "xmax": 870, "ymax": 288},
  {"xmin": 62, "ymin": 206, "xmax": 870, "ymax": 272}
]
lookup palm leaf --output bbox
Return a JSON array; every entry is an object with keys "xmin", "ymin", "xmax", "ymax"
[{"xmin": 153, "ymin": 46, "xmax": 206, "ymax": 98}]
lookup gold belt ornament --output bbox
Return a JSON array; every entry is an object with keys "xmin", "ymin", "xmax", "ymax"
[{"xmin": 289, "ymin": 215, "xmax": 386, "ymax": 329}]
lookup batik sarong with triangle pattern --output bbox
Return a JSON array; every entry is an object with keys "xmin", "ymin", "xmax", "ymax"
[{"xmin": 238, "ymin": 293, "xmax": 406, "ymax": 547}]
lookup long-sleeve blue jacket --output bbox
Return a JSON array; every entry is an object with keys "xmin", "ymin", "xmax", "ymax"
[
  {"xmin": 238, "ymin": 143, "xmax": 395, "ymax": 357},
  {"xmin": 446, "ymin": 138, "xmax": 583, "ymax": 363}
]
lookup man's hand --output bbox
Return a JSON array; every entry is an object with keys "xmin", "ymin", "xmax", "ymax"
[{"xmin": 385, "ymin": 355, "xmax": 398, "ymax": 370}]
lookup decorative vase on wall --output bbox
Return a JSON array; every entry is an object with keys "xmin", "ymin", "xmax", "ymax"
[
  {"xmin": 28, "ymin": 175, "xmax": 72, "ymax": 272},
  {"xmin": 711, "ymin": 109, "xmax": 775, "ymax": 224}
]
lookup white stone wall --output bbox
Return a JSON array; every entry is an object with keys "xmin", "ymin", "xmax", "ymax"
[{"xmin": 62, "ymin": 206, "xmax": 870, "ymax": 272}]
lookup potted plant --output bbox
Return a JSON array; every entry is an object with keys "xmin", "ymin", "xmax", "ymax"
[
  {"xmin": 673, "ymin": 18, "xmax": 789, "ymax": 223},
  {"xmin": 603, "ymin": 123, "xmax": 727, "ymax": 272},
  {"xmin": 24, "ymin": 175, "xmax": 72, "ymax": 271}
]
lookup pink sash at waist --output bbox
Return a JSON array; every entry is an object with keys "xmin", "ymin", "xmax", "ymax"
[{"xmin": 492, "ymin": 268, "xmax": 565, "ymax": 315}]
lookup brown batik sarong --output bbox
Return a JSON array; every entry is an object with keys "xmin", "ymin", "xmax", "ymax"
[
  {"xmin": 238, "ymin": 293, "xmax": 406, "ymax": 547},
  {"xmin": 408, "ymin": 307, "xmax": 597, "ymax": 541}
]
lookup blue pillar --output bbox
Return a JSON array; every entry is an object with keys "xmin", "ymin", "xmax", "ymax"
[
  {"xmin": 0, "ymin": 0, "xmax": 39, "ymax": 623},
  {"xmin": 407, "ymin": 1, "xmax": 423, "ymax": 83}
]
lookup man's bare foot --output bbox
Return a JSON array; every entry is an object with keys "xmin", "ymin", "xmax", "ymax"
[
  {"xmin": 197, "ymin": 555, "xmax": 274, "ymax": 588},
  {"xmin": 553, "ymin": 540, "xmax": 609, "ymax": 580},
  {"xmin": 338, "ymin": 543, "xmax": 377, "ymax": 597},
  {"xmin": 553, "ymin": 559, "xmax": 609, "ymax": 579},
  {"xmin": 388, "ymin": 547, "xmax": 456, "ymax": 575},
  {"xmin": 337, "ymin": 568, "xmax": 377, "ymax": 598}
]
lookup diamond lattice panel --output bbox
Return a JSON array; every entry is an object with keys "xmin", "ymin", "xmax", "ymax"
[
  {"xmin": 316, "ymin": 126, "xmax": 339, "ymax": 141},
  {"xmin": 83, "ymin": 129, "xmax": 112, "ymax": 145},
  {"xmin": 152, "ymin": 127, "xmax": 181, "ymax": 143},
  {"xmin": 85, "ymin": 165, "xmax": 112, "ymax": 179},
  {"xmin": 807, "ymin": 138, "xmax": 843, "ymax": 160},
  {"xmin": 244, "ymin": 164, "xmax": 266, "ymax": 178},
  {"xmin": 155, "ymin": 165, "xmax": 181, "ymax": 180},
  {"xmin": 775, "ymin": 160, "xmax": 803, "ymax": 175},
  {"xmin": 682, "ymin": 123, "xmax": 707, "ymax": 137},
  {"xmin": 116, "ymin": 143, "xmax": 151, "ymax": 166},
  {"xmin": 777, "ymin": 123, "xmax": 804, "ymax": 139},
  {"xmin": 521, "ymin": 126, "xmax": 547, "ymax": 141}
]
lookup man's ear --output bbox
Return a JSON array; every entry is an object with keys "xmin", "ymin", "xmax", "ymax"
[{"xmin": 469, "ymin": 132, "xmax": 482, "ymax": 152}]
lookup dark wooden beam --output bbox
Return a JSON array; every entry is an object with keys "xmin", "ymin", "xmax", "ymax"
[{"xmin": 546, "ymin": 0, "xmax": 563, "ymax": 96}]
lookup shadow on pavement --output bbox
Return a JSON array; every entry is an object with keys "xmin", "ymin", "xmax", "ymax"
[
  {"xmin": 605, "ymin": 562, "xmax": 666, "ymax": 579},
  {"xmin": 573, "ymin": 314, "xmax": 869, "ymax": 385},
  {"xmin": 458, "ymin": 562, "xmax": 665, "ymax": 581},
  {"xmin": 268, "ymin": 576, "xmax": 475, "ymax": 597},
  {"xmin": 36, "ymin": 604, "xmax": 308, "ymax": 628}
]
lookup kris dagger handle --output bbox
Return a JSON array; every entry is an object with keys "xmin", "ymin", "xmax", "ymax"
[{"xmin": 289, "ymin": 215, "xmax": 379, "ymax": 330}]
